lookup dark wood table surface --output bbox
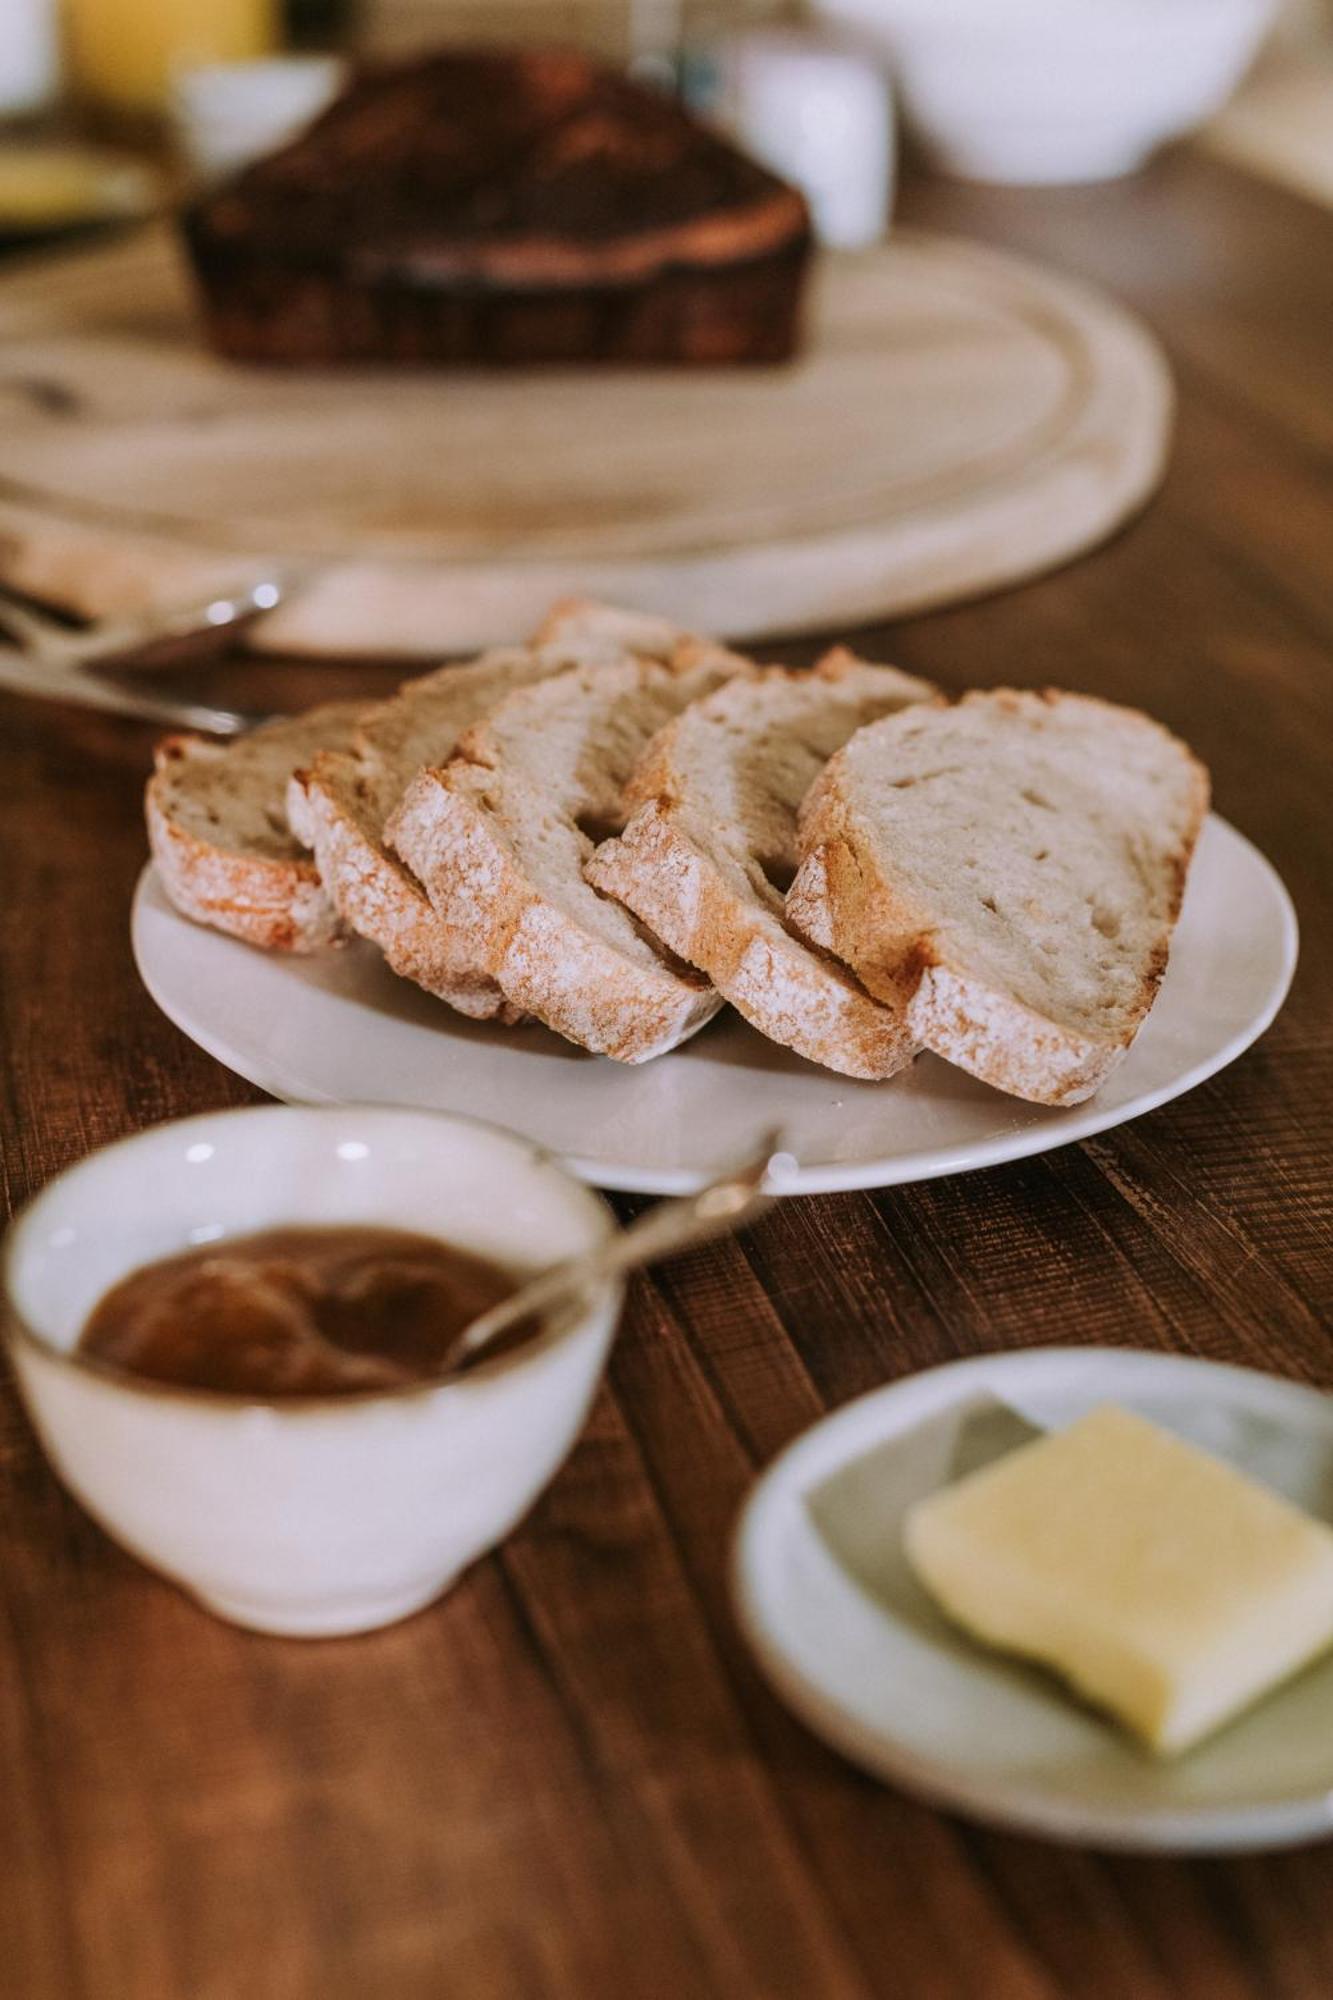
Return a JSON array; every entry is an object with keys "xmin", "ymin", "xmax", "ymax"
[{"xmin": 3, "ymin": 150, "xmax": 1332, "ymax": 2000}]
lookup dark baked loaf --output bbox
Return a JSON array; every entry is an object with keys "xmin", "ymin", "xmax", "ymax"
[{"xmin": 182, "ymin": 47, "xmax": 813, "ymax": 367}]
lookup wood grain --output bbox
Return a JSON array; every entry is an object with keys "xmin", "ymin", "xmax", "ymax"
[
  {"xmin": 2, "ymin": 149, "xmax": 1332, "ymax": 1998},
  {"xmin": 0, "ymin": 228, "xmax": 1170, "ymax": 653}
]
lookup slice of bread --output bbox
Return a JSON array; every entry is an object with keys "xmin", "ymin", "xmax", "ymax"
[
  {"xmin": 288, "ymin": 650, "xmax": 557, "ymax": 1019},
  {"xmin": 146, "ymin": 700, "xmax": 366, "ymax": 952},
  {"xmin": 584, "ymin": 649, "xmax": 935, "ymax": 1077},
  {"xmin": 786, "ymin": 688, "xmax": 1210, "ymax": 1105},
  {"xmin": 533, "ymin": 596, "xmax": 697, "ymax": 660},
  {"xmin": 387, "ymin": 644, "xmax": 749, "ymax": 1061},
  {"xmin": 286, "ymin": 602, "xmax": 696, "ymax": 1020}
]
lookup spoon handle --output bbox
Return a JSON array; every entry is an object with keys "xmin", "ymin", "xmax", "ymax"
[{"xmin": 453, "ymin": 1131, "xmax": 786, "ymax": 1368}]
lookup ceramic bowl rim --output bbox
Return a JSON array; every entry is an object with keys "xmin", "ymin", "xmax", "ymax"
[{"xmin": 1, "ymin": 1102, "xmax": 621, "ymax": 1415}]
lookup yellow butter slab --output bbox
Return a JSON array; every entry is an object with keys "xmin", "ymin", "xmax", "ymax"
[{"xmin": 904, "ymin": 1403, "xmax": 1333, "ymax": 1754}]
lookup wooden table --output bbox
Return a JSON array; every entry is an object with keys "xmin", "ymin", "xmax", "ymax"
[{"xmin": 3, "ymin": 151, "xmax": 1332, "ymax": 1999}]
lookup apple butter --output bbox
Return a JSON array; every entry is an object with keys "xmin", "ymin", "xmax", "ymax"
[{"xmin": 78, "ymin": 1225, "xmax": 516, "ymax": 1397}]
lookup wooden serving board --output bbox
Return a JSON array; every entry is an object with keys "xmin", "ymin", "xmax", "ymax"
[{"xmin": 0, "ymin": 225, "xmax": 1171, "ymax": 654}]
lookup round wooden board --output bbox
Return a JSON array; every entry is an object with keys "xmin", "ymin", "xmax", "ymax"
[{"xmin": 0, "ymin": 225, "xmax": 1171, "ymax": 654}]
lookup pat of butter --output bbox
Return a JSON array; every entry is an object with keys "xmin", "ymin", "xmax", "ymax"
[
  {"xmin": 904, "ymin": 1404, "xmax": 1333, "ymax": 1755},
  {"xmin": 0, "ymin": 147, "xmax": 157, "ymax": 230}
]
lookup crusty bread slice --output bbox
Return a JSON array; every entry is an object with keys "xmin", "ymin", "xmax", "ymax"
[
  {"xmin": 786, "ymin": 688, "xmax": 1210, "ymax": 1105},
  {"xmin": 533, "ymin": 596, "xmax": 696, "ymax": 660},
  {"xmin": 287, "ymin": 603, "xmax": 696, "ymax": 1020},
  {"xmin": 387, "ymin": 644, "xmax": 749, "ymax": 1061},
  {"xmin": 584, "ymin": 649, "xmax": 934, "ymax": 1077},
  {"xmin": 288, "ymin": 650, "xmax": 556, "ymax": 1019},
  {"xmin": 146, "ymin": 700, "xmax": 365, "ymax": 952}
]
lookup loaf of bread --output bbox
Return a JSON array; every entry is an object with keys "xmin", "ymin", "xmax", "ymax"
[
  {"xmin": 786, "ymin": 689, "xmax": 1209, "ymax": 1105},
  {"xmin": 585, "ymin": 649, "xmax": 934, "ymax": 1076},
  {"xmin": 183, "ymin": 48, "xmax": 812, "ymax": 368}
]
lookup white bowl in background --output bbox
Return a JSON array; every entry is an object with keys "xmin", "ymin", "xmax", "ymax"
[
  {"xmin": 811, "ymin": 0, "xmax": 1279, "ymax": 184},
  {"xmin": 172, "ymin": 56, "xmax": 345, "ymax": 182},
  {"xmin": 2, "ymin": 1105, "xmax": 620, "ymax": 1637}
]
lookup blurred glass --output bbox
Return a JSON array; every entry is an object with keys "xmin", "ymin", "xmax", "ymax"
[
  {"xmin": 354, "ymin": 0, "xmax": 792, "ymax": 72},
  {"xmin": 0, "ymin": 0, "xmax": 59, "ymax": 114},
  {"xmin": 66, "ymin": 0, "xmax": 280, "ymax": 114}
]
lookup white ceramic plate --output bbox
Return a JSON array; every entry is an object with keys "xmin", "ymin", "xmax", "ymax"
[
  {"xmin": 132, "ymin": 813, "xmax": 1296, "ymax": 1196},
  {"xmin": 734, "ymin": 1347, "xmax": 1333, "ymax": 1853}
]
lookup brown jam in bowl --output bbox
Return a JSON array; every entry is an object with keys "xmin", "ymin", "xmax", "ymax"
[{"xmin": 78, "ymin": 1225, "xmax": 516, "ymax": 1397}]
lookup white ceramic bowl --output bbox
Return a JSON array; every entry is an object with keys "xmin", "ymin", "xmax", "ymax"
[
  {"xmin": 2, "ymin": 1106, "xmax": 620, "ymax": 1637},
  {"xmin": 812, "ymin": 0, "xmax": 1278, "ymax": 184},
  {"xmin": 171, "ymin": 56, "xmax": 346, "ymax": 182}
]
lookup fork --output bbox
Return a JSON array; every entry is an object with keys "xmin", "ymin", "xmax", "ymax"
[{"xmin": 0, "ymin": 576, "xmax": 288, "ymax": 734}]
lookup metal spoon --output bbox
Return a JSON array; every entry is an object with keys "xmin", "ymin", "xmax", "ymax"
[
  {"xmin": 445, "ymin": 1130, "xmax": 791, "ymax": 1376},
  {"xmin": 0, "ymin": 574, "xmax": 290, "ymax": 675},
  {"xmin": 0, "ymin": 573, "xmax": 293, "ymax": 734}
]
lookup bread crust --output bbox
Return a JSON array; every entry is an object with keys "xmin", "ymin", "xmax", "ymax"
[
  {"xmin": 288, "ymin": 752, "xmax": 521, "ymax": 1019},
  {"xmin": 385, "ymin": 645, "xmax": 746, "ymax": 1061},
  {"xmin": 286, "ymin": 652, "xmax": 555, "ymax": 1020},
  {"xmin": 534, "ymin": 597, "xmax": 714, "ymax": 661},
  {"xmin": 147, "ymin": 778, "xmax": 339, "ymax": 952},
  {"xmin": 286, "ymin": 608, "xmax": 699, "ymax": 1021},
  {"xmin": 388, "ymin": 767, "xmax": 720, "ymax": 1062},
  {"xmin": 145, "ymin": 709, "xmax": 363, "ymax": 953},
  {"xmin": 586, "ymin": 803, "xmax": 914, "ymax": 1078}
]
